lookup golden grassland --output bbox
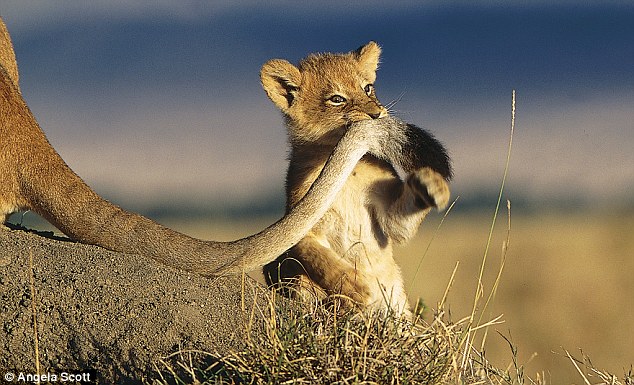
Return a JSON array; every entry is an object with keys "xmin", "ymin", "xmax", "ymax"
[{"xmin": 159, "ymin": 209, "xmax": 634, "ymax": 384}]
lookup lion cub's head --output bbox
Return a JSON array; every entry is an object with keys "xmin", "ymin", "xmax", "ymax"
[{"xmin": 261, "ymin": 42, "xmax": 388, "ymax": 145}]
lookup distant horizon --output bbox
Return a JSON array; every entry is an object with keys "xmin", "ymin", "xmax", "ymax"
[{"xmin": 10, "ymin": 183, "xmax": 630, "ymax": 230}]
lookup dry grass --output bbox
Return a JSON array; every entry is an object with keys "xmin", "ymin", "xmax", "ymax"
[
  {"xmin": 207, "ymin": 298, "xmax": 481, "ymax": 384},
  {"xmin": 152, "ymin": 286, "xmax": 508, "ymax": 385},
  {"xmin": 150, "ymin": 281, "xmax": 632, "ymax": 385}
]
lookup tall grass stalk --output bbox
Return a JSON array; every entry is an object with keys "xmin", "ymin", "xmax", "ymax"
[
  {"xmin": 466, "ymin": 90, "xmax": 516, "ymax": 354},
  {"xmin": 480, "ymin": 199, "xmax": 512, "ymax": 351}
]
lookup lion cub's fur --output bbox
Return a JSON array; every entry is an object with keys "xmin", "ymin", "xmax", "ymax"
[{"xmin": 261, "ymin": 42, "xmax": 451, "ymax": 314}]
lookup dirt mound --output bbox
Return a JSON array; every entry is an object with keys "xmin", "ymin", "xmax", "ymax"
[{"xmin": 0, "ymin": 228, "xmax": 266, "ymax": 384}]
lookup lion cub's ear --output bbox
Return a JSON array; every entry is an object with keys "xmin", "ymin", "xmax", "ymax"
[
  {"xmin": 354, "ymin": 41, "xmax": 381, "ymax": 83},
  {"xmin": 260, "ymin": 59, "xmax": 302, "ymax": 113}
]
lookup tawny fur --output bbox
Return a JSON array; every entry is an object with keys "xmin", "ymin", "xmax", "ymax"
[
  {"xmin": 262, "ymin": 42, "xmax": 452, "ymax": 315},
  {"xmin": 0, "ymin": 18, "xmax": 414, "ymax": 277}
]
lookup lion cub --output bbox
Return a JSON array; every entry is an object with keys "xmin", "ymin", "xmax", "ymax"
[{"xmin": 261, "ymin": 42, "xmax": 452, "ymax": 314}]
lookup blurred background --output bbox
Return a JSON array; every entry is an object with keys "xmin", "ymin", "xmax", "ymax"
[{"xmin": 2, "ymin": 1, "xmax": 633, "ymax": 383}]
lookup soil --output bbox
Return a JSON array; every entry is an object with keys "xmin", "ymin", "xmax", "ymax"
[{"xmin": 0, "ymin": 227, "xmax": 268, "ymax": 384}]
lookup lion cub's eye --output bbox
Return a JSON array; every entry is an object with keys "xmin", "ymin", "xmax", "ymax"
[
  {"xmin": 364, "ymin": 84, "xmax": 374, "ymax": 96},
  {"xmin": 328, "ymin": 95, "xmax": 347, "ymax": 105}
]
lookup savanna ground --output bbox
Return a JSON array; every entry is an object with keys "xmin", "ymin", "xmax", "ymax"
[
  {"xmin": 12, "ymin": 206, "xmax": 634, "ymax": 384},
  {"xmin": 159, "ymin": 207, "xmax": 634, "ymax": 384}
]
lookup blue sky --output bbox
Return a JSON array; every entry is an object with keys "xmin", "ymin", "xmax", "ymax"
[{"xmin": 2, "ymin": 1, "xmax": 633, "ymax": 213}]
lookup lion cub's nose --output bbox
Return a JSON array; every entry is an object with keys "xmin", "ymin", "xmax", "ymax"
[{"xmin": 368, "ymin": 107, "xmax": 388, "ymax": 119}]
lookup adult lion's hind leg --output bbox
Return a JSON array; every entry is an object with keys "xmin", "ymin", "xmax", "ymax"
[{"xmin": 0, "ymin": 199, "xmax": 20, "ymax": 230}]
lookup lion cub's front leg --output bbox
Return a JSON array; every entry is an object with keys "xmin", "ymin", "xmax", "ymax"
[{"xmin": 371, "ymin": 166, "xmax": 450, "ymax": 245}]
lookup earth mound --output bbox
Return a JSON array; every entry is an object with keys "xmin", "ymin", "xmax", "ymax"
[{"xmin": 0, "ymin": 228, "xmax": 266, "ymax": 383}]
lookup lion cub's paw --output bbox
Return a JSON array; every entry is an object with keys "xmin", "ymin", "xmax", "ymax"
[{"xmin": 407, "ymin": 167, "xmax": 450, "ymax": 210}]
